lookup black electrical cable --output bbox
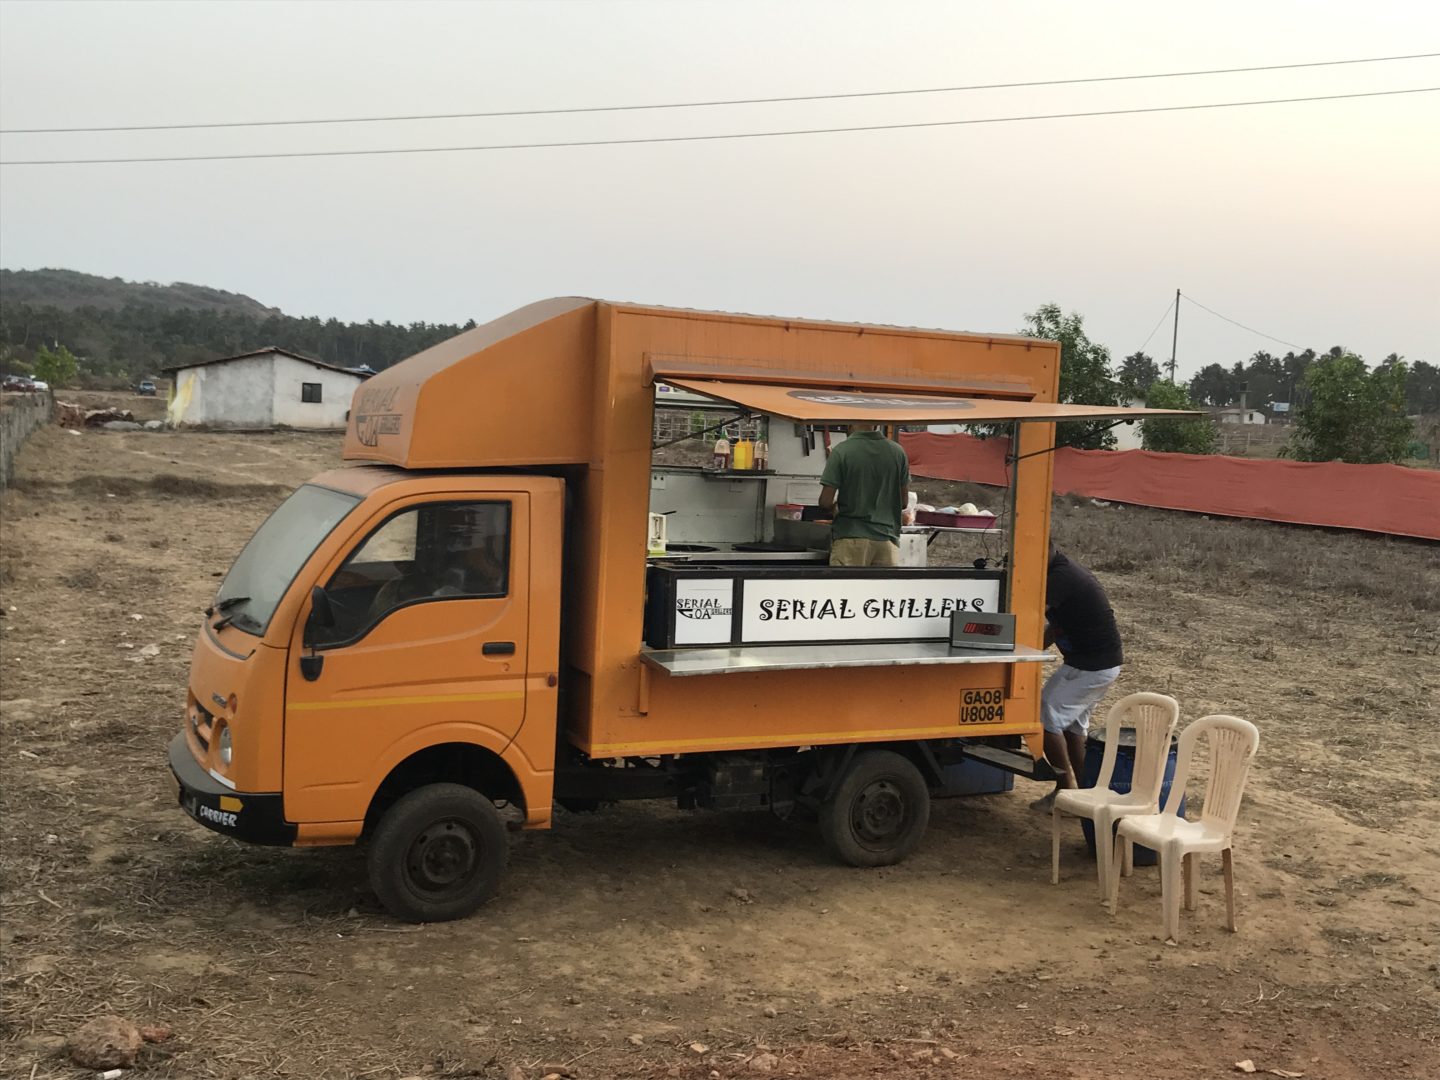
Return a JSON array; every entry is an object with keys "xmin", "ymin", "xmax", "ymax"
[
  {"xmin": 1134, "ymin": 298, "xmax": 1177, "ymax": 357},
  {"xmin": 1181, "ymin": 293, "xmax": 1304, "ymax": 350},
  {"xmin": 3, "ymin": 86, "xmax": 1434, "ymax": 167},
  {"xmin": 4, "ymin": 51, "xmax": 1434, "ymax": 135}
]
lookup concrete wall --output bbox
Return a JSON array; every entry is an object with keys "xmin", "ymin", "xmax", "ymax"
[
  {"xmin": 1, "ymin": 391, "xmax": 53, "ymax": 487},
  {"xmin": 171, "ymin": 354, "xmax": 276, "ymax": 427},
  {"xmin": 271, "ymin": 356, "xmax": 361, "ymax": 429}
]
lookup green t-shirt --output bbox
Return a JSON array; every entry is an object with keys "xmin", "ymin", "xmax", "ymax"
[{"xmin": 819, "ymin": 430, "xmax": 911, "ymax": 542}]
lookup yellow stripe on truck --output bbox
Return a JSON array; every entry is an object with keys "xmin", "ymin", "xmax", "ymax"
[{"xmin": 288, "ymin": 691, "xmax": 525, "ymax": 713}]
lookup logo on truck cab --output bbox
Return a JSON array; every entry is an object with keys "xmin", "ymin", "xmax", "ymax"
[
  {"xmin": 197, "ymin": 803, "xmax": 239, "ymax": 828},
  {"xmin": 353, "ymin": 386, "xmax": 405, "ymax": 447}
]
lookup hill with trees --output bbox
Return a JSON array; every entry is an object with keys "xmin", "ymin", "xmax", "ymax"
[
  {"xmin": 0, "ymin": 268, "xmax": 281, "ymax": 317},
  {"xmin": 0, "ymin": 268, "xmax": 474, "ymax": 384}
]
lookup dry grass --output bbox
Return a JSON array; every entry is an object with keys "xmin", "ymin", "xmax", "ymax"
[{"xmin": 13, "ymin": 473, "xmax": 284, "ymax": 499}]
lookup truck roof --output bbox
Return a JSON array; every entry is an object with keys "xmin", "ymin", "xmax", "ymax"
[{"xmin": 341, "ymin": 298, "xmax": 1075, "ymax": 470}]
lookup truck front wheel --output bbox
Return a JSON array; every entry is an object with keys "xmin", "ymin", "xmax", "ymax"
[
  {"xmin": 368, "ymin": 783, "xmax": 508, "ymax": 922},
  {"xmin": 819, "ymin": 750, "xmax": 930, "ymax": 867}
]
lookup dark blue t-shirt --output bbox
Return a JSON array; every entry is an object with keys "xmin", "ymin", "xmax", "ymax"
[{"xmin": 1046, "ymin": 550, "xmax": 1123, "ymax": 671}]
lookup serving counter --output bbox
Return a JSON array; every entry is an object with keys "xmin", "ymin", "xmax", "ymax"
[{"xmin": 641, "ymin": 641, "xmax": 1051, "ymax": 677}]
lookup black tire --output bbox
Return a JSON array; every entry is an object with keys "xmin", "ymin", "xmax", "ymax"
[
  {"xmin": 367, "ymin": 783, "xmax": 508, "ymax": 923},
  {"xmin": 819, "ymin": 750, "xmax": 931, "ymax": 867}
]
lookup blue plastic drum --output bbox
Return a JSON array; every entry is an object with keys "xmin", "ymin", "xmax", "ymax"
[{"xmin": 1078, "ymin": 727, "xmax": 1184, "ymax": 866}]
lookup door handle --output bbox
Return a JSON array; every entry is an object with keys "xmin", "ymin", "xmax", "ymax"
[{"xmin": 482, "ymin": 641, "xmax": 516, "ymax": 656}]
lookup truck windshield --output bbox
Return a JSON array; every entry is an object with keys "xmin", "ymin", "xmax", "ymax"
[{"xmin": 215, "ymin": 484, "xmax": 362, "ymax": 636}]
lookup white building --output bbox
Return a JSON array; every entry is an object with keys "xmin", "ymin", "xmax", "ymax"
[
  {"xmin": 1210, "ymin": 407, "xmax": 1267, "ymax": 426},
  {"xmin": 166, "ymin": 347, "xmax": 365, "ymax": 429}
]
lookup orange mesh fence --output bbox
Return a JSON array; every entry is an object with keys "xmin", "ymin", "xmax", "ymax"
[{"xmin": 900, "ymin": 432, "xmax": 1440, "ymax": 541}]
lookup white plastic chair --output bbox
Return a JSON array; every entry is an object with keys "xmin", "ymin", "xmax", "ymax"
[
  {"xmin": 1108, "ymin": 715, "xmax": 1260, "ymax": 942},
  {"xmin": 1051, "ymin": 692, "xmax": 1180, "ymax": 899}
]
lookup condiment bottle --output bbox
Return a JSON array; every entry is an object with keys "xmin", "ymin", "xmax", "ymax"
[
  {"xmin": 754, "ymin": 440, "xmax": 768, "ymax": 471},
  {"xmin": 732, "ymin": 436, "xmax": 754, "ymax": 471},
  {"xmin": 713, "ymin": 435, "xmax": 731, "ymax": 470}
]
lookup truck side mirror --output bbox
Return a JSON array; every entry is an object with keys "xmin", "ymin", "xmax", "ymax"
[
  {"xmin": 308, "ymin": 585, "xmax": 336, "ymax": 630},
  {"xmin": 301, "ymin": 586, "xmax": 335, "ymax": 682}
]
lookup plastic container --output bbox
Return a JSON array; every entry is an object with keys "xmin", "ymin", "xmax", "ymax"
[
  {"xmin": 901, "ymin": 491, "xmax": 919, "ymax": 526},
  {"xmin": 938, "ymin": 757, "xmax": 1014, "ymax": 797},
  {"xmin": 732, "ymin": 438, "xmax": 754, "ymax": 470},
  {"xmin": 1079, "ymin": 727, "xmax": 1185, "ymax": 866},
  {"xmin": 773, "ymin": 503, "xmax": 803, "ymax": 522}
]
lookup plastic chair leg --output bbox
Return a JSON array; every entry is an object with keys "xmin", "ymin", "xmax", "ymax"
[
  {"xmin": 1222, "ymin": 847, "xmax": 1237, "ymax": 932},
  {"xmin": 1050, "ymin": 807, "xmax": 1061, "ymax": 886},
  {"xmin": 1092, "ymin": 809, "xmax": 1113, "ymax": 902},
  {"xmin": 1183, "ymin": 852, "xmax": 1196, "ymax": 912},
  {"xmin": 1107, "ymin": 831, "xmax": 1125, "ymax": 915},
  {"xmin": 1122, "ymin": 838, "xmax": 1134, "ymax": 877},
  {"xmin": 1160, "ymin": 846, "xmax": 1183, "ymax": 942}
]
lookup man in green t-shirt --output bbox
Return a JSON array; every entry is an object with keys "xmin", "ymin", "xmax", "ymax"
[{"xmin": 818, "ymin": 424, "xmax": 911, "ymax": 567}]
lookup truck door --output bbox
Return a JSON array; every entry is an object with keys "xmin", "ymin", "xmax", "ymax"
[{"xmin": 283, "ymin": 493, "xmax": 531, "ymax": 823}]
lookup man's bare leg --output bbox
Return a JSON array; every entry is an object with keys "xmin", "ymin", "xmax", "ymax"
[
  {"xmin": 1032, "ymin": 730, "xmax": 1076, "ymax": 810},
  {"xmin": 1045, "ymin": 730, "xmax": 1079, "ymax": 788},
  {"xmin": 1064, "ymin": 730, "xmax": 1088, "ymax": 788}
]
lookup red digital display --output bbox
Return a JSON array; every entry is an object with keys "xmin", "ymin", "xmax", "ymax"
[{"xmin": 962, "ymin": 621, "xmax": 1001, "ymax": 636}]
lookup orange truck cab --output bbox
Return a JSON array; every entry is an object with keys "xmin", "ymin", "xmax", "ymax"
[{"xmin": 168, "ymin": 298, "xmax": 1185, "ymax": 921}]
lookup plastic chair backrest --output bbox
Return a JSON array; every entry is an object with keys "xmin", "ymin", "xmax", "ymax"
[
  {"xmin": 1162, "ymin": 715, "xmax": 1260, "ymax": 830},
  {"xmin": 1093, "ymin": 692, "xmax": 1181, "ymax": 804}
]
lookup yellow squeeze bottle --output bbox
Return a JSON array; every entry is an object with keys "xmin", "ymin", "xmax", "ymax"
[{"xmin": 732, "ymin": 437, "xmax": 754, "ymax": 470}]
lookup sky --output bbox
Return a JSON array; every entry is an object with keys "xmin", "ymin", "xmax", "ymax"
[{"xmin": 1, "ymin": 0, "xmax": 1437, "ymax": 382}]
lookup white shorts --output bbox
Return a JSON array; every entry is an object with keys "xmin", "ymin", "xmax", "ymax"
[{"xmin": 1040, "ymin": 664, "xmax": 1121, "ymax": 736}]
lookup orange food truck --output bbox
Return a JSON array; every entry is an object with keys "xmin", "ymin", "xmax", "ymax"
[{"xmin": 168, "ymin": 298, "xmax": 1184, "ymax": 921}]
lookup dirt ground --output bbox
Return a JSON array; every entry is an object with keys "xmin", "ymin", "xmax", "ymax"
[{"xmin": 1, "ymin": 425, "xmax": 1437, "ymax": 1080}]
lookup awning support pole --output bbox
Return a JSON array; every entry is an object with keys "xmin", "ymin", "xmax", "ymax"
[
  {"xmin": 1004, "ymin": 418, "xmax": 1135, "ymax": 464},
  {"xmin": 651, "ymin": 411, "xmax": 756, "ymax": 451}
]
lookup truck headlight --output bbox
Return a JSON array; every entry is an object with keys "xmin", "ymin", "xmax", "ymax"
[{"xmin": 218, "ymin": 726, "xmax": 233, "ymax": 766}]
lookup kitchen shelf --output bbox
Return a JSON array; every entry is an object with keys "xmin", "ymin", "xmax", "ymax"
[{"xmin": 701, "ymin": 469, "xmax": 775, "ymax": 480}]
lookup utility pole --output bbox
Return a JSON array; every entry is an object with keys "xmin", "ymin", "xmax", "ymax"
[{"xmin": 1168, "ymin": 288, "xmax": 1180, "ymax": 383}]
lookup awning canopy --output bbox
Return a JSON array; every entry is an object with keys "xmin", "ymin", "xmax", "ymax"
[{"xmin": 659, "ymin": 378, "xmax": 1198, "ymax": 424}]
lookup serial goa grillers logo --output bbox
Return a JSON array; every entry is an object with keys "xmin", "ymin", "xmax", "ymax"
[
  {"xmin": 352, "ymin": 385, "xmax": 405, "ymax": 447},
  {"xmin": 676, "ymin": 596, "xmax": 732, "ymax": 620}
]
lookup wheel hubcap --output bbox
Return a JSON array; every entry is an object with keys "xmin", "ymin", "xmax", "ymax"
[
  {"xmin": 406, "ymin": 818, "xmax": 480, "ymax": 896},
  {"xmin": 850, "ymin": 778, "xmax": 910, "ymax": 849}
]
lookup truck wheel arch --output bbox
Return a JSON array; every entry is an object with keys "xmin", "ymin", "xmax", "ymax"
[{"xmin": 363, "ymin": 740, "xmax": 524, "ymax": 834}]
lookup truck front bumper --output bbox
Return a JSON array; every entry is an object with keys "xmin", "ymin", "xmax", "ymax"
[{"xmin": 168, "ymin": 732, "xmax": 296, "ymax": 846}]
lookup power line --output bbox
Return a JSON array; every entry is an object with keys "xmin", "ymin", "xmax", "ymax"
[
  {"xmin": 2, "ymin": 86, "xmax": 1435, "ymax": 167},
  {"xmin": 1134, "ymin": 297, "xmax": 1177, "ymax": 357},
  {"xmin": 1181, "ymin": 293, "xmax": 1305, "ymax": 351},
  {"xmin": 2, "ymin": 51, "xmax": 1436, "ymax": 134}
]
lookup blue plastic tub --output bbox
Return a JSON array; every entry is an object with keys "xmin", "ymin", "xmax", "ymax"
[
  {"xmin": 938, "ymin": 757, "xmax": 1014, "ymax": 797},
  {"xmin": 1078, "ymin": 728, "xmax": 1184, "ymax": 866}
]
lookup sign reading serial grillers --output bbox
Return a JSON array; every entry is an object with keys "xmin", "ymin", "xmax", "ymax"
[{"xmin": 741, "ymin": 576, "xmax": 1002, "ymax": 644}]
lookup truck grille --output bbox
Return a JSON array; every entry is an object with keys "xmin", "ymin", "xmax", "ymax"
[{"xmin": 191, "ymin": 703, "xmax": 214, "ymax": 752}]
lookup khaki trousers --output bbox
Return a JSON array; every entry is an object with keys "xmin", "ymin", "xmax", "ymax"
[{"xmin": 829, "ymin": 537, "xmax": 900, "ymax": 567}]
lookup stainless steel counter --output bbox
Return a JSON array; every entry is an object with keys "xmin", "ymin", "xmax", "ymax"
[{"xmin": 641, "ymin": 642, "xmax": 1053, "ymax": 677}]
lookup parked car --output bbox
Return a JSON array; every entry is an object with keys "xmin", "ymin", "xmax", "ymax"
[
  {"xmin": 30, "ymin": 379, "xmax": 49, "ymax": 392},
  {"xmin": 136, "ymin": 380, "xmax": 157, "ymax": 396},
  {"xmin": 2, "ymin": 375, "xmax": 38, "ymax": 392}
]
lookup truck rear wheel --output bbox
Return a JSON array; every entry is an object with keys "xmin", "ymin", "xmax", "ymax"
[
  {"xmin": 367, "ymin": 783, "xmax": 508, "ymax": 922},
  {"xmin": 819, "ymin": 750, "xmax": 930, "ymax": 867}
]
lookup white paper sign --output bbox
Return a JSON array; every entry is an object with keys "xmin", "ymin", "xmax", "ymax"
[
  {"xmin": 673, "ymin": 579, "xmax": 735, "ymax": 645},
  {"xmin": 741, "ymin": 576, "xmax": 1001, "ymax": 643}
]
